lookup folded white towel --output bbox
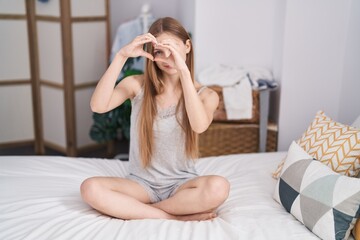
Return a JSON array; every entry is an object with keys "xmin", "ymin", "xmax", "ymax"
[{"xmin": 223, "ymin": 76, "xmax": 253, "ymax": 120}]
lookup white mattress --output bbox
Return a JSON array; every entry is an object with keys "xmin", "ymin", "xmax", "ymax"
[{"xmin": 0, "ymin": 152, "xmax": 319, "ymax": 240}]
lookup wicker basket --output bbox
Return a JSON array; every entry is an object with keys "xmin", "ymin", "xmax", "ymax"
[
  {"xmin": 199, "ymin": 122, "xmax": 278, "ymax": 157},
  {"xmin": 199, "ymin": 85, "xmax": 277, "ymax": 157},
  {"xmin": 210, "ymin": 85, "xmax": 260, "ymax": 124}
]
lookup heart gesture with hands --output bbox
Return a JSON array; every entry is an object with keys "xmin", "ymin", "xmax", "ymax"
[
  {"xmin": 153, "ymin": 36, "xmax": 191, "ymax": 73},
  {"xmin": 119, "ymin": 33, "xmax": 157, "ymax": 61},
  {"xmin": 118, "ymin": 32, "xmax": 191, "ymax": 74}
]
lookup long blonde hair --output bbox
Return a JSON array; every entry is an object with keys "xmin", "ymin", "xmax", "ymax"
[{"xmin": 138, "ymin": 17, "xmax": 198, "ymax": 167}]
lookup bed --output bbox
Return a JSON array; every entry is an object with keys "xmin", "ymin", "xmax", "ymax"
[{"xmin": 0, "ymin": 151, "xmax": 322, "ymax": 240}]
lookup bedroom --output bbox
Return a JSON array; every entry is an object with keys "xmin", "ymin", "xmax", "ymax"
[{"xmin": 0, "ymin": 0, "xmax": 359, "ymax": 239}]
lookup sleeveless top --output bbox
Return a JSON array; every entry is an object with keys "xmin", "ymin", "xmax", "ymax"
[{"xmin": 128, "ymin": 86, "xmax": 207, "ymax": 188}]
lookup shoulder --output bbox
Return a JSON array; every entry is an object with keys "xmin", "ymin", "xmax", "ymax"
[
  {"xmin": 197, "ymin": 86, "xmax": 218, "ymax": 99},
  {"xmin": 197, "ymin": 86, "xmax": 219, "ymax": 109},
  {"xmin": 194, "ymin": 81, "xmax": 217, "ymax": 97},
  {"xmin": 128, "ymin": 74, "xmax": 144, "ymax": 89},
  {"xmin": 117, "ymin": 74, "xmax": 144, "ymax": 99},
  {"xmin": 194, "ymin": 80, "xmax": 219, "ymax": 105}
]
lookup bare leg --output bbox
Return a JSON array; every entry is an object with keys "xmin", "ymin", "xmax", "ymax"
[
  {"xmin": 81, "ymin": 177, "xmax": 172, "ymax": 220},
  {"xmin": 174, "ymin": 212, "xmax": 217, "ymax": 221},
  {"xmin": 152, "ymin": 175, "xmax": 230, "ymax": 216},
  {"xmin": 80, "ymin": 177, "xmax": 217, "ymax": 221}
]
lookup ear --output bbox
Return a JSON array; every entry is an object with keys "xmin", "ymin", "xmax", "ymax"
[{"xmin": 185, "ymin": 39, "xmax": 191, "ymax": 54}]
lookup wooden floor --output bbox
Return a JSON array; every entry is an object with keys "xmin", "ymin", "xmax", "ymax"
[{"xmin": 0, "ymin": 139, "xmax": 129, "ymax": 159}]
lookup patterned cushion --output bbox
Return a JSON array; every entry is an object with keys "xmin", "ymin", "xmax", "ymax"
[
  {"xmin": 272, "ymin": 156, "xmax": 286, "ymax": 179},
  {"xmin": 274, "ymin": 141, "xmax": 360, "ymax": 240},
  {"xmin": 272, "ymin": 111, "xmax": 360, "ymax": 179}
]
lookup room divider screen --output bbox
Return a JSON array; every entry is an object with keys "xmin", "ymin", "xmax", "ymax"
[{"xmin": 0, "ymin": 0, "xmax": 110, "ymax": 156}]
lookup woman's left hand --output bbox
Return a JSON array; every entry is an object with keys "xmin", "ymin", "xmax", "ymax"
[{"xmin": 154, "ymin": 39, "xmax": 189, "ymax": 72}]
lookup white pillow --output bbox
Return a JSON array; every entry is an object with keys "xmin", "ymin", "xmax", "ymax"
[{"xmin": 274, "ymin": 141, "xmax": 360, "ymax": 240}]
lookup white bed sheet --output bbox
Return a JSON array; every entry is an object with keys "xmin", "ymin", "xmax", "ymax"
[{"xmin": 0, "ymin": 152, "xmax": 319, "ymax": 240}]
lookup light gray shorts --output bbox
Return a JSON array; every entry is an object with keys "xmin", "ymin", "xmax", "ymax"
[{"xmin": 126, "ymin": 174, "xmax": 194, "ymax": 203}]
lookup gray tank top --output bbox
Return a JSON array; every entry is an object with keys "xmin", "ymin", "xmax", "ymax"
[{"xmin": 128, "ymin": 86, "xmax": 207, "ymax": 188}]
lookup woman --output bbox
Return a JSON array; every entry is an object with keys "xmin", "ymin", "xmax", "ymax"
[{"xmin": 81, "ymin": 17, "xmax": 230, "ymax": 221}]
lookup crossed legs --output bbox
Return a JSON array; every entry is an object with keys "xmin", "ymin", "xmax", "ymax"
[{"xmin": 80, "ymin": 175, "xmax": 230, "ymax": 221}]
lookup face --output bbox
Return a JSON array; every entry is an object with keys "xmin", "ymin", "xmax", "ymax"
[{"xmin": 153, "ymin": 32, "xmax": 190, "ymax": 75}]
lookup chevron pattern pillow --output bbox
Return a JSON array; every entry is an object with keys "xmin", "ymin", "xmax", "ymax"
[
  {"xmin": 273, "ymin": 111, "xmax": 360, "ymax": 179},
  {"xmin": 297, "ymin": 111, "xmax": 360, "ymax": 177},
  {"xmin": 274, "ymin": 141, "xmax": 360, "ymax": 240}
]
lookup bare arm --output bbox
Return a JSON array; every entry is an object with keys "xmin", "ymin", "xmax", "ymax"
[
  {"xmin": 156, "ymin": 40, "xmax": 219, "ymax": 133},
  {"xmin": 179, "ymin": 70, "xmax": 219, "ymax": 133},
  {"xmin": 90, "ymin": 33, "xmax": 157, "ymax": 113}
]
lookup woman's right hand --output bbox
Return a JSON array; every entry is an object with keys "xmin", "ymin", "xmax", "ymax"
[{"xmin": 118, "ymin": 33, "xmax": 157, "ymax": 61}]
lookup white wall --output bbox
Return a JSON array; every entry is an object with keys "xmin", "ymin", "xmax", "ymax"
[
  {"xmin": 338, "ymin": 0, "xmax": 360, "ymax": 125},
  {"xmin": 194, "ymin": 0, "xmax": 278, "ymax": 73},
  {"xmin": 109, "ymin": 0, "xmax": 181, "ymax": 41},
  {"xmin": 178, "ymin": 0, "xmax": 195, "ymax": 36},
  {"xmin": 193, "ymin": 0, "xmax": 285, "ymax": 123},
  {"xmin": 193, "ymin": 0, "xmax": 359, "ymax": 151},
  {"xmin": 270, "ymin": 0, "xmax": 287, "ymax": 122},
  {"xmin": 277, "ymin": 0, "xmax": 356, "ymax": 150}
]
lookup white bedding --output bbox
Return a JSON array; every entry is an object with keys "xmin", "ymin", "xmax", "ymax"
[{"xmin": 0, "ymin": 152, "xmax": 319, "ymax": 240}]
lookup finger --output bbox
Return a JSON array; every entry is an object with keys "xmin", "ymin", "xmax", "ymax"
[
  {"xmin": 154, "ymin": 44, "xmax": 172, "ymax": 57},
  {"xmin": 157, "ymin": 42, "xmax": 177, "ymax": 51},
  {"xmin": 153, "ymin": 55, "xmax": 168, "ymax": 63},
  {"xmin": 135, "ymin": 34, "xmax": 156, "ymax": 44},
  {"xmin": 160, "ymin": 39, "xmax": 180, "ymax": 48},
  {"xmin": 137, "ymin": 37, "xmax": 156, "ymax": 46},
  {"xmin": 146, "ymin": 33, "xmax": 157, "ymax": 43},
  {"xmin": 139, "ymin": 51, "xmax": 154, "ymax": 61},
  {"xmin": 153, "ymin": 46, "xmax": 171, "ymax": 58},
  {"xmin": 144, "ymin": 33, "xmax": 158, "ymax": 43}
]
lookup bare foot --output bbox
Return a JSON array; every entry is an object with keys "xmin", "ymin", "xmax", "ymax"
[{"xmin": 174, "ymin": 212, "xmax": 217, "ymax": 221}]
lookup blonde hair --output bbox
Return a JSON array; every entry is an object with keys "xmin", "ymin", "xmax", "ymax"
[{"xmin": 138, "ymin": 17, "xmax": 198, "ymax": 167}]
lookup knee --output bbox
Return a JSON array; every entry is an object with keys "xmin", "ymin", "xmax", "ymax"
[
  {"xmin": 204, "ymin": 176, "xmax": 230, "ymax": 207},
  {"xmin": 80, "ymin": 177, "xmax": 102, "ymax": 205}
]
